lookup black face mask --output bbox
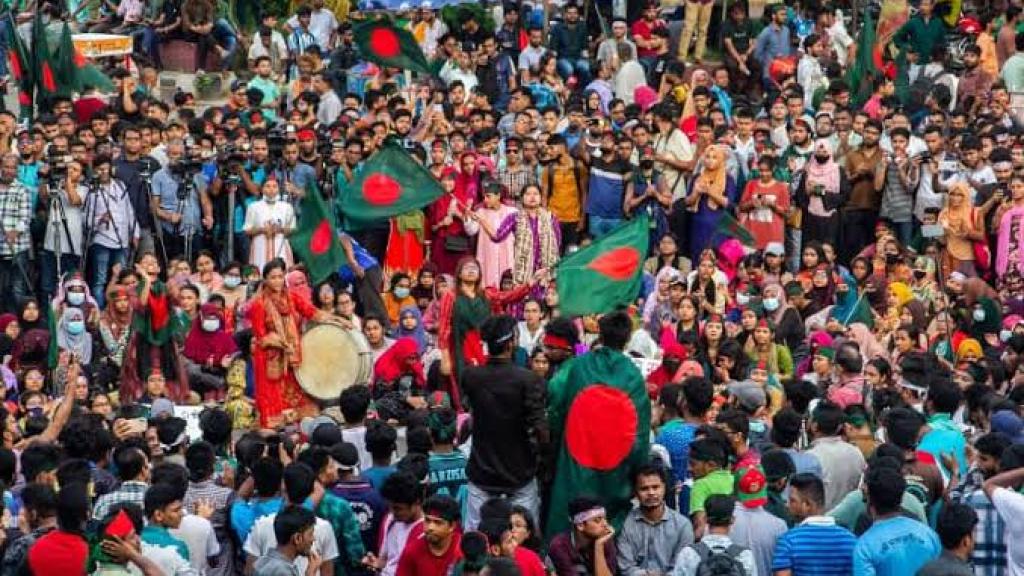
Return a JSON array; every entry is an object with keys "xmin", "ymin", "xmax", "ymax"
[
  {"xmin": 640, "ymin": 159, "xmax": 655, "ymax": 170},
  {"xmin": 814, "ymin": 154, "xmax": 830, "ymax": 164},
  {"xmin": 913, "ymin": 269, "xmax": 926, "ymax": 280}
]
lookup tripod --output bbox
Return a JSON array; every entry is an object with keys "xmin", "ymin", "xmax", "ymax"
[
  {"xmin": 173, "ymin": 174, "xmax": 197, "ymax": 263},
  {"xmin": 83, "ymin": 177, "xmax": 127, "ymax": 274},
  {"xmin": 48, "ymin": 176, "xmax": 79, "ymax": 283}
]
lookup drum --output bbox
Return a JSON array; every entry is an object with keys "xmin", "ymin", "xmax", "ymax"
[{"xmin": 295, "ymin": 323, "xmax": 372, "ymax": 401}]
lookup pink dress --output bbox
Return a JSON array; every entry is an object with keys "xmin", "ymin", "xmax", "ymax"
[{"xmin": 466, "ymin": 205, "xmax": 518, "ymax": 289}]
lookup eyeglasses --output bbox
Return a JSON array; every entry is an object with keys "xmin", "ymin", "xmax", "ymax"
[{"xmin": 506, "ymin": 148, "xmax": 520, "ymax": 153}]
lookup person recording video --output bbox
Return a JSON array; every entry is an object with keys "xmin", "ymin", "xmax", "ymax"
[
  {"xmin": 83, "ymin": 155, "xmax": 140, "ymax": 308},
  {"xmin": 151, "ymin": 139, "xmax": 213, "ymax": 262}
]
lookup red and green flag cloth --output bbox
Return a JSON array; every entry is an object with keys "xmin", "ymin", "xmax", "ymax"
[
  {"xmin": 292, "ymin": 181, "xmax": 346, "ymax": 285},
  {"xmin": 554, "ymin": 216, "xmax": 649, "ymax": 317},
  {"xmin": 353, "ymin": 19, "xmax": 434, "ymax": 76},
  {"xmin": 336, "ymin": 142, "xmax": 444, "ymax": 228},
  {"xmin": 55, "ymin": 21, "xmax": 115, "ymax": 94},
  {"xmin": 545, "ymin": 346, "xmax": 651, "ymax": 538},
  {"xmin": 4, "ymin": 10, "xmax": 32, "ymax": 119},
  {"xmin": 845, "ymin": 5, "xmax": 877, "ymax": 107},
  {"xmin": 31, "ymin": 8, "xmax": 58, "ymax": 100}
]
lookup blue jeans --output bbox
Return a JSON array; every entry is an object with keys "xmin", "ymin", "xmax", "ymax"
[
  {"xmin": 557, "ymin": 57, "xmax": 591, "ymax": 85},
  {"xmin": 140, "ymin": 27, "xmax": 163, "ymax": 68},
  {"xmin": 589, "ymin": 215, "xmax": 623, "ymax": 238},
  {"xmin": 887, "ymin": 220, "xmax": 913, "ymax": 249},
  {"xmin": 213, "ymin": 19, "xmax": 238, "ymax": 70},
  {"xmin": 41, "ymin": 251, "xmax": 81, "ymax": 304},
  {"xmin": 88, "ymin": 245, "xmax": 127, "ymax": 309}
]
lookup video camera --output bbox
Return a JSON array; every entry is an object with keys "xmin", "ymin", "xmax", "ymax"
[
  {"xmin": 267, "ymin": 126, "xmax": 289, "ymax": 158},
  {"xmin": 47, "ymin": 150, "xmax": 73, "ymax": 184},
  {"xmin": 170, "ymin": 158, "xmax": 203, "ymax": 178}
]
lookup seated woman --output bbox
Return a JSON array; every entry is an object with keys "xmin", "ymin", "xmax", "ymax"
[
  {"xmin": 371, "ymin": 337, "xmax": 427, "ymax": 424},
  {"xmin": 183, "ymin": 304, "xmax": 239, "ymax": 402}
]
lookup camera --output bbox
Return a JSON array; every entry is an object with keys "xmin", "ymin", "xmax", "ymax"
[
  {"xmin": 266, "ymin": 126, "xmax": 289, "ymax": 158},
  {"xmin": 47, "ymin": 150, "xmax": 72, "ymax": 183},
  {"xmin": 170, "ymin": 158, "xmax": 203, "ymax": 178}
]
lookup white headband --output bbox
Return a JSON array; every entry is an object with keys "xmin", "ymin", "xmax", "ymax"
[{"xmin": 572, "ymin": 507, "xmax": 606, "ymax": 525}]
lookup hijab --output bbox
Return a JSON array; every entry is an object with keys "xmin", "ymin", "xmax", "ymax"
[
  {"xmin": 18, "ymin": 299, "xmax": 45, "ymax": 332},
  {"xmin": 846, "ymin": 322, "xmax": 888, "ymax": 361},
  {"xmin": 56, "ymin": 307, "xmax": 92, "ymax": 365},
  {"xmin": 100, "ymin": 285, "xmax": 135, "ymax": 342},
  {"xmin": 53, "ymin": 274, "xmax": 99, "ymax": 316},
  {"xmin": 286, "ymin": 270, "xmax": 312, "ymax": 303},
  {"xmin": 372, "ymin": 337, "xmax": 425, "ymax": 388},
  {"xmin": 696, "ymin": 145, "xmax": 728, "ymax": 209},
  {"xmin": 183, "ymin": 304, "xmax": 239, "ymax": 364},
  {"xmin": 393, "ymin": 305, "xmax": 427, "ymax": 353}
]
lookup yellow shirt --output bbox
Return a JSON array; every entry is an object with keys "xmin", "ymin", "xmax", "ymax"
[{"xmin": 548, "ymin": 163, "xmax": 583, "ymax": 223}]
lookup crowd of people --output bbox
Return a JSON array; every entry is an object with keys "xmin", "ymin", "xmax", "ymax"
[{"xmin": 2, "ymin": 0, "xmax": 1024, "ymax": 575}]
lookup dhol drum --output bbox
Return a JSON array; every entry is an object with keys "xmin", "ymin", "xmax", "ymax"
[{"xmin": 295, "ymin": 323, "xmax": 372, "ymax": 401}]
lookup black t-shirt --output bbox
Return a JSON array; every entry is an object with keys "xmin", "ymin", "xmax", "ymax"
[{"xmin": 722, "ymin": 18, "xmax": 754, "ymax": 54}]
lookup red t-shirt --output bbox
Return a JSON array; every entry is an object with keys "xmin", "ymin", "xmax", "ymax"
[
  {"xmin": 514, "ymin": 546, "xmax": 547, "ymax": 576},
  {"xmin": 396, "ymin": 531, "xmax": 463, "ymax": 576},
  {"xmin": 631, "ymin": 18, "xmax": 665, "ymax": 58}
]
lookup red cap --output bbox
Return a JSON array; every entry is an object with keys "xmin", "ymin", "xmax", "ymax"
[
  {"xmin": 105, "ymin": 510, "xmax": 135, "ymax": 538},
  {"xmin": 736, "ymin": 466, "xmax": 768, "ymax": 508},
  {"xmin": 298, "ymin": 129, "xmax": 316, "ymax": 142}
]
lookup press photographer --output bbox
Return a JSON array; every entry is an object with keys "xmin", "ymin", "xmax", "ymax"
[
  {"xmin": 152, "ymin": 140, "xmax": 213, "ymax": 262},
  {"xmin": 113, "ymin": 126, "xmax": 159, "ymax": 254},
  {"xmin": 0, "ymin": 154, "xmax": 32, "ymax": 314},
  {"xmin": 39, "ymin": 151, "xmax": 85, "ymax": 304},
  {"xmin": 84, "ymin": 155, "xmax": 139, "ymax": 308},
  {"xmin": 211, "ymin": 133, "xmax": 271, "ymax": 262},
  {"xmin": 272, "ymin": 140, "xmax": 317, "ymax": 205}
]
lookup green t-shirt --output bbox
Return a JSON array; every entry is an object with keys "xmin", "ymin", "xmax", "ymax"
[{"xmin": 690, "ymin": 469, "xmax": 735, "ymax": 515}]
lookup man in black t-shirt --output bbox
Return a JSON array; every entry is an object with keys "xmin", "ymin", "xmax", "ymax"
[{"xmin": 721, "ymin": 2, "xmax": 758, "ymax": 98}]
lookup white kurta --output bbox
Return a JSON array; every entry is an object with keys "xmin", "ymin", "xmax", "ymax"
[{"xmin": 243, "ymin": 199, "xmax": 296, "ymax": 270}]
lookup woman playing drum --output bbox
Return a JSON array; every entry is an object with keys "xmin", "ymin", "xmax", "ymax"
[{"xmin": 248, "ymin": 258, "xmax": 350, "ymax": 427}]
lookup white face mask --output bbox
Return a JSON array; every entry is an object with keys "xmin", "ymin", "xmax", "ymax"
[
  {"xmin": 763, "ymin": 297, "xmax": 780, "ymax": 312},
  {"xmin": 201, "ymin": 318, "xmax": 220, "ymax": 332},
  {"xmin": 973, "ymin": 308, "xmax": 986, "ymax": 322},
  {"xmin": 1001, "ymin": 329, "xmax": 1013, "ymax": 343},
  {"xmin": 737, "ymin": 292, "xmax": 750, "ymax": 306},
  {"xmin": 67, "ymin": 292, "xmax": 85, "ymax": 306}
]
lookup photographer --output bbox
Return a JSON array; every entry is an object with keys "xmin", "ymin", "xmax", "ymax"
[
  {"xmin": 113, "ymin": 126, "xmax": 158, "ymax": 255},
  {"xmin": 296, "ymin": 129, "xmax": 325, "ymax": 182},
  {"xmin": 40, "ymin": 158, "xmax": 86, "ymax": 305},
  {"xmin": 0, "ymin": 154, "xmax": 32, "ymax": 314},
  {"xmin": 84, "ymin": 155, "xmax": 139, "ymax": 308},
  {"xmin": 272, "ymin": 141, "xmax": 317, "ymax": 205},
  {"xmin": 211, "ymin": 134, "xmax": 270, "ymax": 262},
  {"xmin": 151, "ymin": 139, "xmax": 213, "ymax": 262}
]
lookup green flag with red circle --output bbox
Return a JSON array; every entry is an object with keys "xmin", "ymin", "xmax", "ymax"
[
  {"xmin": 338, "ymin": 143, "xmax": 444, "ymax": 228},
  {"xmin": 31, "ymin": 9, "xmax": 58, "ymax": 98},
  {"xmin": 4, "ymin": 11, "xmax": 33, "ymax": 119},
  {"xmin": 353, "ymin": 19, "xmax": 433, "ymax": 76},
  {"xmin": 292, "ymin": 181, "xmax": 346, "ymax": 284},
  {"xmin": 555, "ymin": 216, "xmax": 649, "ymax": 317}
]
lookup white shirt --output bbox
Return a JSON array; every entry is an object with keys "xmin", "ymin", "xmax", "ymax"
[
  {"xmin": 245, "ymin": 513, "xmax": 339, "ymax": 574},
  {"xmin": 83, "ymin": 179, "xmax": 140, "ymax": 250},
  {"xmin": 671, "ymin": 534, "xmax": 758, "ymax": 576},
  {"xmin": 797, "ymin": 54, "xmax": 826, "ymax": 107},
  {"xmin": 288, "ymin": 9, "xmax": 338, "ymax": 53},
  {"xmin": 411, "ymin": 18, "xmax": 448, "ymax": 59},
  {"xmin": 249, "ymin": 30, "xmax": 289, "ymax": 64},
  {"xmin": 827, "ymin": 16, "xmax": 854, "ymax": 67},
  {"xmin": 613, "ymin": 61, "xmax": 648, "ymax": 105},
  {"xmin": 653, "ymin": 128, "xmax": 695, "ymax": 199},
  {"xmin": 243, "ymin": 198, "xmax": 296, "ymax": 270},
  {"xmin": 171, "ymin": 514, "xmax": 221, "ymax": 575},
  {"xmin": 991, "ymin": 487, "xmax": 1024, "ymax": 576},
  {"xmin": 342, "ymin": 425, "xmax": 374, "ymax": 472},
  {"xmin": 380, "ymin": 516, "xmax": 424, "ymax": 576},
  {"xmin": 516, "ymin": 321, "xmax": 544, "ymax": 355},
  {"xmin": 518, "ymin": 45, "xmax": 547, "ymax": 71}
]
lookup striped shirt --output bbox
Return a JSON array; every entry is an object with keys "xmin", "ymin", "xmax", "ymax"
[
  {"xmin": 952, "ymin": 471, "xmax": 1007, "ymax": 576},
  {"xmin": 93, "ymin": 481, "xmax": 148, "ymax": 521},
  {"xmin": 771, "ymin": 516, "xmax": 857, "ymax": 576}
]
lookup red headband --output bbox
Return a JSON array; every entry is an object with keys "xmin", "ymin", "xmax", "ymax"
[{"xmin": 543, "ymin": 334, "xmax": 572, "ymax": 350}]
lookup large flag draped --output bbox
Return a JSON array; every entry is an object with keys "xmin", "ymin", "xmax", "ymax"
[
  {"xmin": 31, "ymin": 9, "xmax": 58, "ymax": 100},
  {"xmin": 845, "ymin": 7, "xmax": 877, "ymax": 107},
  {"xmin": 353, "ymin": 19, "xmax": 433, "ymax": 75},
  {"xmin": 56, "ymin": 22, "xmax": 115, "ymax": 94},
  {"xmin": 292, "ymin": 181, "xmax": 346, "ymax": 284},
  {"xmin": 555, "ymin": 216, "xmax": 649, "ymax": 317},
  {"xmin": 546, "ymin": 347, "xmax": 650, "ymax": 538},
  {"xmin": 337, "ymin": 143, "xmax": 445, "ymax": 228}
]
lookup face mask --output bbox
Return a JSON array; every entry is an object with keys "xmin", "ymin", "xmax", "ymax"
[
  {"xmin": 973, "ymin": 308, "xmax": 986, "ymax": 322},
  {"xmin": 1001, "ymin": 329, "xmax": 1013, "ymax": 343},
  {"xmin": 224, "ymin": 275, "xmax": 242, "ymax": 288},
  {"xmin": 763, "ymin": 297, "xmax": 780, "ymax": 312},
  {"xmin": 394, "ymin": 287, "xmax": 411, "ymax": 299},
  {"xmin": 913, "ymin": 269, "xmax": 926, "ymax": 280},
  {"xmin": 736, "ymin": 292, "xmax": 750, "ymax": 306},
  {"xmin": 814, "ymin": 154, "xmax": 830, "ymax": 164},
  {"xmin": 66, "ymin": 320, "xmax": 85, "ymax": 335},
  {"xmin": 640, "ymin": 159, "xmax": 655, "ymax": 170},
  {"xmin": 67, "ymin": 292, "xmax": 85, "ymax": 306},
  {"xmin": 202, "ymin": 318, "xmax": 220, "ymax": 332}
]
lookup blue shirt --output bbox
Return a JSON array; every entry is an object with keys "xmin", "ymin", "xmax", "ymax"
[
  {"xmin": 16, "ymin": 162, "xmax": 40, "ymax": 209},
  {"xmin": 754, "ymin": 23, "xmax": 791, "ymax": 77},
  {"xmin": 586, "ymin": 157, "xmax": 631, "ymax": 219},
  {"xmin": 230, "ymin": 496, "xmax": 283, "ymax": 544},
  {"xmin": 152, "ymin": 167, "xmax": 207, "ymax": 235},
  {"xmin": 655, "ymin": 419, "xmax": 698, "ymax": 514},
  {"xmin": 362, "ymin": 466, "xmax": 396, "ymax": 491},
  {"xmin": 852, "ymin": 516, "xmax": 940, "ymax": 576},
  {"xmin": 918, "ymin": 413, "xmax": 968, "ymax": 478},
  {"xmin": 772, "ymin": 517, "xmax": 856, "ymax": 576}
]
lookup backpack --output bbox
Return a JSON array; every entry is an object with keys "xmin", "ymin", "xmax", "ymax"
[{"xmin": 693, "ymin": 542, "xmax": 747, "ymax": 576}]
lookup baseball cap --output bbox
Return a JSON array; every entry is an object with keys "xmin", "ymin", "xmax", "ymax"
[
  {"xmin": 735, "ymin": 466, "xmax": 768, "ymax": 508},
  {"xmin": 330, "ymin": 442, "xmax": 360, "ymax": 471},
  {"xmin": 992, "ymin": 410, "xmax": 1024, "ymax": 444},
  {"xmin": 297, "ymin": 128, "xmax": 316, "ymax": 142},
  {"xmin": 727, "ymin": 380, "xmax": 767, "ymax": 412}
]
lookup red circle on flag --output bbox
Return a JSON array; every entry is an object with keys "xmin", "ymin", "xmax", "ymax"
[
  {"xmin": 587, "ymin": 246, "xmax": 641, "ymax": 281},
  {"xmin": 565, "ymin": 385, "xmax": 637, "ymax": 471},
  {"xmin": 362, "ymin": 173, "xmax": 402, "ymax": 206},
  {"xmin": 368, "ymin": 27, "xmax": 401, "ymax": 59},
  {"xmin": 310, "ymin": 221, "xmax": 333, "ymax": 255}
]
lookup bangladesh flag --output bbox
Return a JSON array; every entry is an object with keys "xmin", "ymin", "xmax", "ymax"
[
  {"xmin": 555, "ymin": 216, "xmax": 649, "ymax": 317},
  {"xmin": 545, "ymin": 346, "xmax": 650, "ymax": 538},
  {"xmin": 55, "ymin": 21, "xmax": 114, "ymax": 94},
  {"xmin": 353, "ymin": 19, "xmax": 433, "ymax": 76},
  {"xmin": 292, "ymin": 181, "xmax": 345, "ymax": 285},
  {"xmin": 845, "ymin": 6, "xmax": 876, "ymax": 107},
  {"xmin": 338, "ymin": 143, "xmax": 444, "ymax": 228},
  {"xmin": 4, "ymin": 11, "xmax": 32, "ymax": 119},
  {"xmin": 712, "ymin": 210, "xmax": 755, "ymax": 247},
  {"xmin": 31, "ymin": 9, "xmax": 58, "ymax": 98}
]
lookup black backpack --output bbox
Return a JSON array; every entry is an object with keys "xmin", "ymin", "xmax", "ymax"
[{"xmin": 693, "ymin": 542, "xmax": 747, "ymax": 576}]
